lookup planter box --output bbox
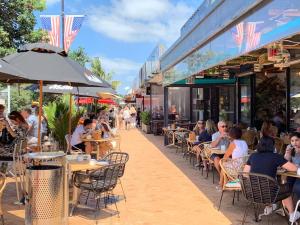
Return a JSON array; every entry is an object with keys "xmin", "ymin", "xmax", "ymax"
[{"xmin": 142, "ymin": 123, "xmax": 151, "ymax": 133}]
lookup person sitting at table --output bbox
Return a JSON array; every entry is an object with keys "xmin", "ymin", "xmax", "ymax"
[
  {"xmin": 193, "ymin": 120, "xmax": 213, "ymax": 167},
  {"xmin": 244, "ymin": 135, "xmax": 300, "ymax": 223},
  {"xmin": 210, "ymin": 121, "xmax": 230, "ymax": 175},
  {"xmin": 284, "ymin": 132, "xmax": 300, "ymax": 198},
  {"xmin": 0, "ymin": 111, "xmax": 29, "ymax": 156},
  {"xmin": 70, "ymin": 119, "xmax": 93, "ymax": 154},
  {"xmin": 97, "ymin": 118, "xmax": 114, "ymax": 158},
  {"xmin": 219, "ymin": 127, "xmax": 248, "ymax": 185},
  {"xmin": 260, "ymin": 120, "xmax": 277, "ymax": 138}
]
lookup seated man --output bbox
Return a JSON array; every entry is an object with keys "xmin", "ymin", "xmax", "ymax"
[
  {"xmin": 71, "ymin": 119, "xmax": 93, "ymax": 153},
  {"xmin": 210, "ymin": 121, "xmax": 230, "ymax": 176},
  {"xmin": 244, "ymin": 136, "xmax": 300, "ymax": 223}
]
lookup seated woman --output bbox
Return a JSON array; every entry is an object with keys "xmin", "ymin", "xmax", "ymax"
[
  {"xmin": 97, "ymin": 118, "xmax": 114, "ymax": 158},
  {"xmin": 193, "ymin": 120, "xmax": 216, "ymax": 167},
  {"xmin": 1, "ymin": 111, "xmax": 29, "ymax": 155},
  {"xmin": 260, "ymin": 120, "xmax": 277, "ymax": 138},
  {"xmin": 284, "ymin": 132, "xmax": 300, "ymax": 198},
  {"xmin": 219, "ymin": 127, "xmax": 248, "ymax": 185},
  {"xmin": 244, "ymin": 136, "xmax": 300, "ymax": 223},
  {"xmin": 70, "ymin": 119, "xmax": 93, "ymax": 154}
]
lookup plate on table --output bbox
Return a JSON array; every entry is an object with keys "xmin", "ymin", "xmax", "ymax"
[
  {"xmin": 277, "ymin": 168, "xmax": 287, "ymax": 173},
  {"xmin": 96, "ymin": 160, "xmax": 109, "ymax": 166}
]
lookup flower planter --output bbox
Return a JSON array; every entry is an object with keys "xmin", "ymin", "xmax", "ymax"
[{"xmin": 142, "ymin": 123, "xmax": 151, "ymax": 133}]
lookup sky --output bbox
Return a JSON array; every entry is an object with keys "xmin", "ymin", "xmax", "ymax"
[{"xmin": 35, "ymin": 0, "xmax": 202, "ymax": 94}]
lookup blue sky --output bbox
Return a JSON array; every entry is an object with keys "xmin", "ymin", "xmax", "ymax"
[{"xmin": 36, "ymin": 0, "xmax": 201, "ymax": 94}]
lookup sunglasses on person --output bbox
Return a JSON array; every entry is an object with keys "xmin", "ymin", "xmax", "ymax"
[{"xmin": 221, "ymin": 125, "xmax": 228, "ymax": 128}]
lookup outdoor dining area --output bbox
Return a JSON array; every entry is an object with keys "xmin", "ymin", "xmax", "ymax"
[
  {"xmin": 0, "ymin": 42, "xmax": 129, "ymax": 225},
  {"xmin": 162, "ymin": 119, "xmax": 300, "ymax": 224}
]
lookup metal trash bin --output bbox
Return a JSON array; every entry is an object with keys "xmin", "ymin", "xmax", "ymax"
[{"xmin": 24, "ymin": 152, "xmax": 67, "ymax": 225}]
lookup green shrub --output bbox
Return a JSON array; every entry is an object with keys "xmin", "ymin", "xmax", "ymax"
[{"xmin": 140, "ymin": 111, "xmax": 151, "ymax": 125}]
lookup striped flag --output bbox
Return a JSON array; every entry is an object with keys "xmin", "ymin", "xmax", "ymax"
[
  {"xmin": 231, "ymin": 22, "xmax": 244, "ymax": 52},
  {"xmin": 64, "ymin": 15, "xmax": 85, "ymax": 52},
  {"xmin": 40, "ymin": 15, "xmax": 60, "ymax": 47},
  {"xmin": 245, "ymin": 22, "xmax": 261, "ymax": 52}
]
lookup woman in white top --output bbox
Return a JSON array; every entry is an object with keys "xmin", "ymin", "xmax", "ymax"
[
  {"xmin": 224, "ymin": 127, "xmax": 248, "ymax": 159},
  {"xmin": 218, "ymin": 127, "xmax": 248, "ymax": 186}
]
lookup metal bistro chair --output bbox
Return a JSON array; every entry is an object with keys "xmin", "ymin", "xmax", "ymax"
[
  {"xmin": 0, "ymin": 172, "xmax": 6, "ymax": 225},
  {"xmin": 102, "ymin": 152, "xmax": 129, "ymax": 201},
  {"xmin": 73, "ymin": 163, "xmax": 124, "ymax": 216},
  {"xmin": 238, "ymin": 172, "xmax": 289, "ymax": 225},
  {"xmin": 218, "ymin": 156, "xmax": 248, "ymax": 210},
  {"xmin": 65, "ymin": 134, "xmax": 83, "ymax": 154}
]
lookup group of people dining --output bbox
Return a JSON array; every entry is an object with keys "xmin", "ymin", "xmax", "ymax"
[
  {"xmin": 188, "ymin": 118, "xmax": 300, "ymax": 222},
  {"xmin": 70, "ymin": 110, "xmax": 117, "ymax": 158}
]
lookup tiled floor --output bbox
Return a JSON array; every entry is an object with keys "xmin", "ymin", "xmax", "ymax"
[{"xmin": 3, "ymin": 129, "xmax": 287, "ymax": 224}]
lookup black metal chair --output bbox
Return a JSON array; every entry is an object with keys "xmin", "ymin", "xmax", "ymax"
[
  {"xmin": 102, "ymin": 152, "xmax": 129, "ymax": 201},
  {"xmin": 74, "ymin": 163, "xmax": 124, "ymax": 216},
  {"xmin": 238, "ymin": 172, "xmax": 289, "ymax": 225}
]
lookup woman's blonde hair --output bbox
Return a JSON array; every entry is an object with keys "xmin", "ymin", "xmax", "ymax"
[{"xmin": 206, "ymin": 119, "xmax": 217, "ymax": 135}]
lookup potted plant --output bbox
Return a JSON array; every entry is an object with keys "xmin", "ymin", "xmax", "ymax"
[{"xmin": 140, "ymin": 111, "xmax": 151, "ymax": 133}]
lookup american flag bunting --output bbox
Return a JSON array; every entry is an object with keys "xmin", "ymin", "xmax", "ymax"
[
  {"xmin": 64, "ymin": 15, "xmax": 85, "ymax": 52},
  {"xmin": 40, "ymin": 15, "xmax": 60, "ymax": 47}
]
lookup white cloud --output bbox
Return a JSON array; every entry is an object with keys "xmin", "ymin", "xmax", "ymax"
[
  {"xmin": 124, "ymin": 86, "xmax": 130, "ymax": 91},
  {"xmin": 87, "ymin": 0, "xmax": 194, "ymax": 44},
  {"xmin": 46, "ymin": 0, "xmax": 60, "ymax": 6},
  {"xmin": 95, "ymin": 56, "xmax": 141, "ymax": 94}
]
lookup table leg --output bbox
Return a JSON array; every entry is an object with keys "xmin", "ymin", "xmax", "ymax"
[{"xmin": 70, "ymin": 185, "xmax": 81, "ymax": 216}]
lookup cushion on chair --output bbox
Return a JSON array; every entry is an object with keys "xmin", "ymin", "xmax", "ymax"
[{"xmin": 225, "ymin": 179, "xmax": 241, "ymax": 188}]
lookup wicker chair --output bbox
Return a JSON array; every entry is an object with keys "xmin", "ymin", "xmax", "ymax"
[
  {"xmin": 73, "ymin": 163, "xmax": 124, "ymax": 216},
  {"xmin": 0, "ymin": 173, "xmax": 6, "ymax": 225},
  {"xmin": 102, "ymin": 152, "xmax": 129, "ymax": 201},
  {"xmin": 202, "ymin": 144, "xmax": 217, "ymax": 183},
  {"xmin": 238, "ymin": 172, "xmax": 289, "ymax": 224},
  {"xmin": 218, "ymin": 156, "xmax": 248, "ymax": 210},
  {"xmin": 193, "ymin": 141, "xmax": 212, "ymax": 175},
  {"xmin": 241, "ymin": 130, "xmax": 258, "ymax": 152}
]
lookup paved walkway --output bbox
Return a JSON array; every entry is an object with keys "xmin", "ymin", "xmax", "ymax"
[{"xmin": 3, "ymin": 128, "xmax": 287, "ymax": 224}]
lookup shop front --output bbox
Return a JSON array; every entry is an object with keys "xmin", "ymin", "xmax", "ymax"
[{"xmin": 161, "ymin": 0, "xmax": 300, "ymax": 131}]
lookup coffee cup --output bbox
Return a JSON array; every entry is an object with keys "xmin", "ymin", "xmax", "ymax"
[
  {"xmin": 77, "ymin": 155, "xmax": 84, "ymax": 162},
  {"xmin": 297, "ymin": 168, "xmax": 300, "ymax": 176},
  {"xmin": 221, "ymin": 145, "xmax": 226, "ymax": 152},
  {"xmin": 89, "ymin": 159, "xmax": 97, "ymax": 166}
]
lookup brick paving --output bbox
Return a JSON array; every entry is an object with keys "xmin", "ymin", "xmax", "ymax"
[{"xmin": 2, "ymin": 129, "xmax": 287, "ymax": 224}]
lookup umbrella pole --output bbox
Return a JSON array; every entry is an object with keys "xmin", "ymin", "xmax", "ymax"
[
  {"xmin": 37, "ymin": 80, "xmax": 43, "ymax": 151},
  {"xmin": 68, "ymin": 93, "xmax": 72, "ymax": 153}
]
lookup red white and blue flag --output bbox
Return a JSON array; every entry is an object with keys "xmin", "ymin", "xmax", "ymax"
[
  {"xmin": 245, "ymin": 22, "xmax": 261, "ymax": 52},
  {"xmin": 64, "ymin": 15, "xmax": 85, "ymax": 52},
  {"xmin": 232, "ymin": 22, "xmax": 244, "ymax": 52},
  {"xmin": 40, "ymin": 15, "xmax": 60, "ymax": 47}
]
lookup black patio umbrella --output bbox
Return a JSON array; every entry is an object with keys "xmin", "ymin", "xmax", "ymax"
[
  {"xmin": 0, "ymin": 59, "xmax": 27, "ymax": 82},
  {"xmin": 27, "ymin": 84, "xmax": 116, "ymax": 97},
  {"xmin": 2, "ymin": 43, "xmax": 110, "ymax": 150}
]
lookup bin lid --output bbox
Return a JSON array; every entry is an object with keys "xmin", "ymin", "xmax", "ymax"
[{"xmin": 24, "ymin": 151, "xmax": 65, "ymax": 160}]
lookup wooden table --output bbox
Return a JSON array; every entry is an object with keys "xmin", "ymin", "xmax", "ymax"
[
  {"xmin": 82, "ymin": 137, "xmax": 119, "ymax": 159},
  {"xmin": 68, "ymin": 160, "xmax": 102, "ymax": 172},
  {"xmin": 207, "ymin": 146, "xmax": 226, "ymax": 155},
  {"xmin": 277, "ymin": 170, "xmax": 300, "ymax": 178}
]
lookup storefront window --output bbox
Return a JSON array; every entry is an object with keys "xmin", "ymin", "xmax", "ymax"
[
  {"xmin": 254, "ymin": 71, "xmax": 286, "ymax": 131},
  {"xmin": 290, "ymin": 67, "xmax": 300, "ymax": 130},
  {"xmin": 240, "ymin": 77, "xmax": 251, "ymax": 125},
  {"xmin": 219, "ymin": 86, "xmax": 235, "ymax": 122},
  {"xmin": 192, "ymin": 88, "xmax": 210, "ymax": 122},
  {"xmin": 151, "ymin": 84, "xmax": 164, "ymax": 119},
  {"xmin": 168, "ymin": 87, "xmax": 190, "ymax": 122}
]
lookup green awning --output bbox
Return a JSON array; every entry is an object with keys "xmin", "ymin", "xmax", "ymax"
[{"xmin": 174, "ymin": 78, "xmax": 236, "ymax": 85}]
